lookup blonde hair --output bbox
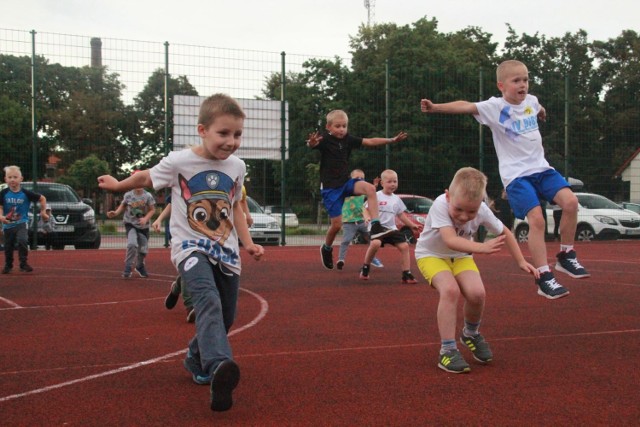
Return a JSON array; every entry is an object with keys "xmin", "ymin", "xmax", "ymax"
[
  {"xmin": 380, "ymin": 169, "xmax": 397, "ymax": 181},
  {"xmin": 496, "ymin": 60, "xmax": 527, "ymax": 83},
  {"xmin": 3, "ymin": 165, "xmax": 22, "ymax": 177},
  {"xmin": 198, "ymin": 93, "xmax": 246, "ymax": 129},
  {"xmin": 350, "ymin": 168, "xmax": 365, "ymax": 178},
  {"xmin": 326, "ymin": 109, "xmax": 348, "ymax": 125},
  {"xmin": 449, "ymin": 167, "xmax": 487, "ymax": 201}
]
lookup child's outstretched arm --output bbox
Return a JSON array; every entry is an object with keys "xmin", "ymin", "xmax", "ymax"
[
  {"xmin": 502, "ymin": 227, "xmax": 540, "ymax": 278},
  {"xmin": 420, "ymin": 99, "xmax": 478, "ymax": 115},
  {"xmin": 362, "ymin": 131, "xmax": 408, "ymax": 147},
  {"xmin": 440, "ymin": 226, "xmax": 505, "ymax": 254},
  {"xmin": 98, "ymin": 170, "xmax": 153, "ymax": 193}
]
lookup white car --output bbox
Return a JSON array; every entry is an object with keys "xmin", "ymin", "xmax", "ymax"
[
  {"xmin": 245, "ymin": 196, "xmax": 281, "ymax": 245},
  {"xmin": 514, "ymin": 192, "xmax": 640, "ymax": 242},
  {"xmin": 263, "ymin": 205, "xmax": 299, "ymax": 228}
]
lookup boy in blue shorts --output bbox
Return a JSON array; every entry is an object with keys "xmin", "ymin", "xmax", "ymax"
[
  {"xmin": 420, "ymin": 59, "xmax": 589, "ymax": 299},
  {"xmin": 415, "ymin": 167, "xmax": 538, "ymax": 373},
  {"xmin": 307, "ymin": 109, "xmax": 408, "ymax": 270}
]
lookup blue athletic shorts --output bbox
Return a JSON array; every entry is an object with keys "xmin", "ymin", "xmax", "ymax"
[
  {"xmin": 321, "ymin": 178, "xmax": 362, "ymax": 218},
  {"xmin": 506, "ymin": 170, "xmax": 569, "ymax": 219}
]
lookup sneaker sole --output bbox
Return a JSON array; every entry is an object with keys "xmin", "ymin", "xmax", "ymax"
[
  {"xmin": 210, "ymin": 360, "xmax": 240, "ymax": 412},
  {"xmin": 135, "ymin": 268, "xmax": 148, "ymax": 278},
  {"xmin": 537, "ymin": 288, "xmax": 570, "ymax": 299},
  {"xmin": 555, "ymin": 263, "xmax": 591, "ymax": 279},
  {"xmin": 336, "ymin": 261, "xmax": 344, "ymax": 270},
  {"xmin": 437, "ymin": 363, "xmax": 471, "ymax": 374},
  {"xmin": 165, "ymin": 280, "xmax": 181, "ymax": 309},
  {"xmin": 370, "ymin": 229, "xmax": 394, "ymax": 239},
  {"xmin": 319, "ymin": 247, "xmax": 333, "ymax": 270},
  {"xmin": 402, "ymin": 279, "xmax": 417, "ymax": 284}
]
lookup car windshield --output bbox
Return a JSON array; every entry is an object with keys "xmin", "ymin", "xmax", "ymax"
[
  {"xmin": 23, "ymin": 183, "xmax": 81, "ymax": 203},
  {"xmin": 402, "ymin": 197, "xmax": 433, "ymax": 214},
  {"xmin": 246, "ymin": 196, "xmax": 265, "ymax": 214},
  {"xmin": 577, "ymin": 194, "xmax": 621, "ymax": 210}
]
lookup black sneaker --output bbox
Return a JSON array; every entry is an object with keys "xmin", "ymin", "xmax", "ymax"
[
  {"xmin": 2, "ymin": 266, "xmax": 11, "ymax": 274},
  {"xmin": 210, "ymin": 360, "xmax": 240, "ymax": 412},
  {"xmin": 165, "ymin": 276, "xmax": 181, "ymax": 309},
  {"xmin": 555, "ymin": 250, "xmax": 590, "ymax": 278},
  {"xmin": 186, "ymin": 307, "xmax": 196, "ymax": 323},
  {"xmin": 536, "ymin": 271, "xmax": 569, "ymax": 299},
  {"xmin": 19, "ymin": 264, "xmax": 33, "ymax": 272},
  {"xmin": 402, "ymin": 271, "xmax": 417, "ymax": 284},
  {"xmin": 370, "ymin": 222, "xmax": 394, "ymax": 239},
  {"xmin": 360, "ymin": 264, "xmax": 370, "ymax": 280},
  {"xmin": 438, "ymin": 349, "xmax": 471, "ymax": 373},
  {"xmin": 135, "ymin": 264, "xmax": 149, "ymax": 278},
  {"xmin": 320, "ymin": 245, "xmax": 333, "ymax": 270},
  {"xmin": 336, "ymin": 260, "xmax": 344, "ymax": 270}
]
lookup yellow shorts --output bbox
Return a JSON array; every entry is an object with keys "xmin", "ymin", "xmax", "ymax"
[{"xmin": 416, "ymin": 256, "xmax": 479, "ymax": 286}]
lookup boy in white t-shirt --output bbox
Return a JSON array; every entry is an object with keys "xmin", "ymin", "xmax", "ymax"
[
  {"xmin": 420, "ymin": 59, "xmax": 589, "ymax": 300},
  {"xmin": 360, "ymin": 169, "xmax": 420, "ymax": 284},
  {"xmin": 99, "ymin": 94, "xmax": 264, "ymax": 412},
  {"xmin": 415, "ymin": 167, "xmax": 538, "ymax": 374}
]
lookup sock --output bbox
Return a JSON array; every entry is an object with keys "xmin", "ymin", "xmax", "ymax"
[
  {"xmin": 560, "ymin": 244, "xmax": 574, "ymax": 253},
  {"xmin": 463, "ymin": 320, "xmax": 480, "ymax": 337},
  {"xmin": 537, "ymin": 265, "xmax": 550, "ymax": 274},
  {"xmin": 371, "ymin": 219, "xmax": 380, "ymax": 224},
  {"xmin": 440, "ymin": 339, "xmax": 457, "ymax": 354},
  {"xmin": 323, "ymin": 244, "xmax": 332, "ymax": 251}
]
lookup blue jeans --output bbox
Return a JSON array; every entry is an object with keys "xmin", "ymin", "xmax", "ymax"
[
  {"xmin": 3, "ymin": 223, "xmax": 29, "ymax": 267},
  {"xmin": 124, "ymin": 225, "xmax": 148, "ymax": 269},
  {"xmin": 179, "ymin": 252, "xmax": 239, "ymax": 375}
]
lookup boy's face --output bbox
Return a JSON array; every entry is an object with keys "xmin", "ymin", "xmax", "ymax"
[
  {"xmin": 497, "ymin": 64, "xmax": 529, "ymax": 105},
  {"xmin": 446, "ymin": 190, "xmax": 482, "ymax": 225},
  {"xmin": 4, "ymin": 169, "xmax": 23, "ymax": 191},
  {"xmin": 381, "ymin": 173, "xmax": 398, "ymax": 194},
  {"xmin": 325, "ymin": 115, "xmax": 348, "ymax": 139},
  {"xmin": 196, "ymin": 114, "xmax": 244, "ymax": 161}
]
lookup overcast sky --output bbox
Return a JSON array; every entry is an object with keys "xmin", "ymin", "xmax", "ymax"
[{"xmin": 2, "ymin": 0, "xmax": 639, "ymax": 58}]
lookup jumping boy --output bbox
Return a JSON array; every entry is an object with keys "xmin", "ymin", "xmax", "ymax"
[
  {"xmin": 415, "ymin": 167, "xmax": 538, "ymax": 373},
  {"xmin": 307, "ymin": 109, "xmax": 408, "ymax": 270},
  {"xmin": 360, "ymin": 169, "xmax": 420, "ymax": 284},
  {"xmin": 420, "ymin": 59, "xmax": 589, "ymax": 299},
  {"xmin": 1, "ymin": 165, "xmax": 49, "ymax": 274},
  {"xmin": 98, "ymin": 93, "xmax": 264, "ymax": 412}
]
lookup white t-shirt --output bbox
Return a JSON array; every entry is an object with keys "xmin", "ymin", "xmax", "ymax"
[
  {"xmin": 415, "ymin": 194, "xmax": 504, "ymax": 260},
  {"xmin": 149, "ymin": 148, "xmax": 246, "ymax": 274},
  {"xmin": 366, "ymin": 191, "xmax": 407, "ymax": 230},
  {"xmin": 474, "ymin": 95, "xmax": 552, "ymax": 188}
]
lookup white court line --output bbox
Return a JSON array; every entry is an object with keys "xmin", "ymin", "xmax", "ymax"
[
  {"xmin": 0, "ymin": 287, "xmax": 269, "ymax": 403},
  {"xmin": 0, "ymin": 296, "xmax": 21, "ymax": 308}
]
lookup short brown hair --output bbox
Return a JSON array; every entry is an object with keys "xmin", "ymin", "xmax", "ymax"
[
  {"xmin": 198, "ymin": 93, "xmax": 246, "ymax": 129},
  {"xmin": 449, "ymin": 167, "xmax": 487, "ymax": 202},
  {"xmin": 496, "ymin": 60, "xmax": 527, "ymax": 83}
]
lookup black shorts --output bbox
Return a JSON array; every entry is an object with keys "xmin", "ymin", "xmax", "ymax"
[{"xmin": 372, "ymin": 229, "xmax": 406, "ymax": 246}]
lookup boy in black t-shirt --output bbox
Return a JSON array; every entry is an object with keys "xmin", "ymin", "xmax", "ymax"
[{"xmin": 306, "ymin": 109, "xmax": 408, "ymax": 269}]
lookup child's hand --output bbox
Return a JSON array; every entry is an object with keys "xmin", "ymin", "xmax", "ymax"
[
  {"xmin": 420, "ymin": 99, "xmax": 435, "ymax": 112},
  {"xmin": 40, "ymin": 209, "xmax": 50, "ymax": 222},
  {"xmin": 138, "ymin": 217, "xmax": 149, "ymax": 226},
  {"xmin": 106, "ymin": 211, "xmax": 117, "ymax": 219},
  {"xmin": 519, "ymin": 261, "xmax": 540, "ymax": 278},
  {"xmin": 306, "ymin": 131, "xmax": 323, "ymax": 148},
  {"xmin": 152, "ymin": 219, "xmax": 161, "ymax": 232},
  {"xmin": 390, "ymin": 131, "xmax": 408, "ymax": 143},
  {"xmin": 97, "ymin": 175, "xmax": 119, "ymax": 191},
  {"xmin": 245, "ymin": 243, "xmax": 265, "ymax": 261},
  {"xmin": 477, "ymin": 235, "xmax": 505, "ymax": 254},
  {"xmin": 537, "ymin": 106, "xmax": 547, "ymax": 122}
]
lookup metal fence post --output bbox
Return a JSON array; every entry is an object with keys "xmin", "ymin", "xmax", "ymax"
[
  {"xmin": 30, "ymin": 30, "xmax": 38, "ymax": 249},
  {"xmin": 280, "ymin": 51, "xmax": 287, "ymax": 245}
]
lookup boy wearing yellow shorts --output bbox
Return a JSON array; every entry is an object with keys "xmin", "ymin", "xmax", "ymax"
[{"xmin": 415, "ymin": 167, "xmax": 538, "ymax": 373}]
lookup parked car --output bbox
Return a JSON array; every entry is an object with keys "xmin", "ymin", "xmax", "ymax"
[
  {"xmin": 245, "ymin": 196, "xmax": 281, "ymax": 245},
  {"xmin": 620, "ymin": 202, "xmax": 640, "ymax": 215},
  {"xmin": 264, "ymin": 205, "xmax": 299, "ymax": 228},
  {"xmin": 514, "ymin": 192, "xmax": 640, "ymax": 242},
  {"xmin": 21, "ymin": 182, "xmax": 101, "ymax": 249}
]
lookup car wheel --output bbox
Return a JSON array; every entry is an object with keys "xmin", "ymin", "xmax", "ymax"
[
  {"xmin": 575, "ymin": 224, "xmax": 595, "ymax": 242},
  {"xmin": 514, "ymin": 224, "xmax": 529, "ymax": 243}
]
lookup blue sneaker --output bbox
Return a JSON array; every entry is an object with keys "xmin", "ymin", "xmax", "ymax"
[
  {"xmin": 371, "ymin": 258, "xmax": 384, "ymax": 268},
  {"xmin": 183, "ymin": 350, "xmax": 211, "ymax": 385}
]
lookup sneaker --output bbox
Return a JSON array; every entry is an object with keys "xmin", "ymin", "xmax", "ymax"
[
  {"xmin": 210, "ymin": 359, "xmax": 240, "ymax": 412},
  {"xmin": 336, "ymin": 260, "xmax": 344, "ymax": 270},
  {"xmin": 19, "ymin": 264, "xmax": 33, "ymax": 272},
  {"xmin": 2, "ymin": 266, "xmax": 11, "ymax": 274},
  {"xmin": 135, "ymin": 264, "xmax": 148, "ymax": 278},
  {"xmin": 460, "ymin": 333, "xmax": 493, "ymax": 363},
  {"xmin": 371, "ymin": 257, "xmax": 384, "ymax": 268},
  {"xmin": 360, "ymin": 264, "xmax": 370, "ymax": 280},
  {"xmin": 370, "ymin": 222, "xmax": 394, "ymax": 239},
  {"xmin": 438, "ymin": 349, "xmax": 470, "ymax": 373},
  {"xmin": 555, "ymin": 250, "xmax": 590, "ymax": 278},
  {"xmin": 320, "ymin": 245, "xmax": 333, "ymax": 270},
  {"xmin": 122, "ymin": 266, "xmax": 132, "ymax": 278},
  {"xmin": 536, "ymin": 271, "xmax": 570, "ymax": 299},
  {"xmin": 183, "ymin": 350, "xmax": 211, "ymax": 385},
  {"xmin": 186, "ymin": 307, "xmax": 196, "ymax": 323},
  {"xmin": 165, "ymin": 276, "xmax": 181, "ymax": 309},
  {"xmin": 402, "ymin": 271, "xmax": 417, "ymax": 284}
]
